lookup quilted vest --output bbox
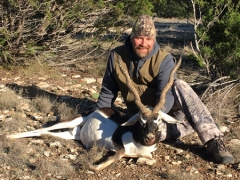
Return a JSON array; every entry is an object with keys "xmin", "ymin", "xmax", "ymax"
[{"xmin": 113, "ymin": 46, "xmax": 169, "ymax": 113}]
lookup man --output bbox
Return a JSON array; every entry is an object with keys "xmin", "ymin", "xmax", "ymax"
[{"xmin": 97, "ymin": 15, "xmax": 234, "ymax": 164}]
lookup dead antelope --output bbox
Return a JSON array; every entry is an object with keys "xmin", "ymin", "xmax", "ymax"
[{"xmin": 7, "ymin": 55, "xmax": 182, "ymax": 173}]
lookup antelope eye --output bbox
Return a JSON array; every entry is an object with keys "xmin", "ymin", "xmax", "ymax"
[{"xmin": 153, "ymin": 114, "xmax": 160, "ymax": 121}]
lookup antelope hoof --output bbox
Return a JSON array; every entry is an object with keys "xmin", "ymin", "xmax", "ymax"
[{"xmin": 87, "ymin": 163, "xmax": 100, "ymax": 173}]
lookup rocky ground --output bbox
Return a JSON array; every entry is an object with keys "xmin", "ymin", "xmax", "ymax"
[{"xmin": 0, "ymin": 18, "xmax": 240, "ymax": 180}]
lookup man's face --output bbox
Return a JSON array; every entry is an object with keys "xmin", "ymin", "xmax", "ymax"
[{"xmin": 131, "ymin": 36, "xmax": 155, "ymax": 58}]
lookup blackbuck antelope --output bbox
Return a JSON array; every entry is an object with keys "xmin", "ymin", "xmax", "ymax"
[{"xmin": 7, "ymin": 56, "xmax": 182, "ymax": 172}]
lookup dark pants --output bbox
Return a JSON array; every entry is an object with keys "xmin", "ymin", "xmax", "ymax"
[{"xmin": 160, "ymin": 79, "xmax": 223, "ymax": 144}]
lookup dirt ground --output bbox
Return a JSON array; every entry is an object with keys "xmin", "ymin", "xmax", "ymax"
[{"xmin": 0, "ymin": 18, "xmax": 240, "ymax": 180}]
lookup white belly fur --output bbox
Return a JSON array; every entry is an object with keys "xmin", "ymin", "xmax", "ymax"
[{"xmin": 80, "ymin": 110, "xmax": 117, "ymax": 150}]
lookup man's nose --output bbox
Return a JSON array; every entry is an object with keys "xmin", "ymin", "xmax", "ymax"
[{"xmin": 140, "ymin": 39, "xmax": 146, "ymax": 46}]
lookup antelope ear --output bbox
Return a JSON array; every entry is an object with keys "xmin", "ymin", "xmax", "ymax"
[
  {"xmin": 121, "ymin": 112, "xmax": 140, "ymax": 126},
  {"xmin": 159, "ymin": 111, "xmax": 182, "ymax": 124}
]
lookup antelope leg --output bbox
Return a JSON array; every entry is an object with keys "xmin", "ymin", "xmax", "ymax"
[{"xmin": 88, "ymin": 148, "xmax": 125, "ymax": 173}]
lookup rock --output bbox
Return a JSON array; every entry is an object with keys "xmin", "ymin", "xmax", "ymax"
[
  {"xmin": 186, "ymin": 166, "xmax": 199, "ymax": 174},
  {"xmin": 14, "ymin": 77, "xmax": 21, "ymax": 81},
  {"xmin": 185, "ymin": 153, "xmax": 191, "ymax": 159},
  {"xmin": 68, "ymin": 154, "xmax": 77, "ymax": 160},
  {"xmin": 81, "ymin": 77, "xmax": 96, "ymax": 84},
  {"xmin": 171, "ymin": 161, "xmax": 182, "ymax": 165},
  {"xmin": 136, "ymin": 158, "xmax": 156, "ymax": 166},
  {"xmin": 116, "ymin": 173, "xmax": 121, "ymax": 177},
  {"xmin": 38, "ymin": 77, "xmax": 47, "ymax": 80},
  {"xmin": 164, "ymin": 156, "xmax": 170, "ymax": 160},
  {"xmin": 17, "ymin": 103, "xmax": 31, "ymax": 112},
  {"xmin": 72, "ymin": 75, "xmax": 81, "ymax": 78},
  {"xmin": 44, "ymin": 151, "xmax": 51, "ymax": 157},
  {"xmin": 219, "ymin": 126, "xmax": 230, "ymax": 133},
  {"xmin": 96, "ymin": 78, "xmax": 103, "ymax": 84},
  {"xmin": 36, "ymin": 82, "xmax": 50, "ymax": 89},
  {"xmin": 30, "ymin": 139, "xmax": 44, "ymax": 144},
  {"xmin": 49, "ymin": 141, "xmax": 62, "ymax": 147},
  {"xmin": 174, "ymin": 148, "xmax": 183, "ymax": 154},
  {"xmin": 69, "ymin": 84, "xmax": 82, "ymax": 89},
  {"xmin": 86, "ymin": 170, "xmax": 95, "ymax": 174},
  {"xmin": 57, "ymin": 86, "xmax": 65, "ymax": 91},
  {"xmin": 230, "ymin": 139, "xmax": 240, "ymax": 145}
]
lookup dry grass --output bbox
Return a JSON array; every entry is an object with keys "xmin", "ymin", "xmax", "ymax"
[
  {"xmin": 31, "ymin": 95, "xmax": 55, "ymax": 114},
  {"xmin": 19, "ymin": 60, "xmax": 61, "ymax": 79},
  {"xmin": 201, "ymin": 78, "xmax": 240, "ymax": 119},
  {"xmin": 77, "ymin": 142, "xmax": 109, "ymax": 170},
  {"xmin": 53, "ymin": 102, "xmax": 77, "ymax": 120},
  {"xmin": 0, "ymin": 136, "xmax": 29, "ymax": 168},
  {"xmin": 0, "ymin": 90, "xmax": 22, "ymax": 110},
  {"xmin": 30, "ymin": 95, "xmax": 76, "ymax": 120},
  {"xmin": 92, "ymin": 58, "xmax": 108, "ymax": 77}
]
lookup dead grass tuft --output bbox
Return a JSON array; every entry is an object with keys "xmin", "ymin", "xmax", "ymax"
[
  {"xmin": 32, "ymin": 158, "xmax": 75, "ymax": 177},
  {"xmin": 76, "ymin": 142, "xmax": 109, "ymax": 170},
  {"xmin": 31, "ymin": 95, "xmax": 55, "ymax": 113},
  {"xmin": 201, "ymin": 78, "xmax": 240, "ymax": 119},
  {"xmin": 92, "ymin": 58, "xmax": 107, "ymax": 77},
  {"xmin": 0, "ymin": 136, "xmax": 29, "ymax": 167},
  {"xmin": 53, "ymin": 102, "xmax": 77, "ymax": 120},
  {"xmin": 163, "ymin": 164, "xmax": 203, "ymax": 180},
  {"xmin": 19, "ymin": 60, "xmax": 61, "ymax": 79},
  {"xmin": 0, "ymin": 90, "xmax": 22, "ymax": 110},
  {"xmin": 1, "ymin": 112, "xmax": 29, "ymax": 133}
]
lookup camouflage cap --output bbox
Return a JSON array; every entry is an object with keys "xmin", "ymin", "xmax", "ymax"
[{"xmin": 130, "ymin": 15, "xmax": 156, "ymax": 40}]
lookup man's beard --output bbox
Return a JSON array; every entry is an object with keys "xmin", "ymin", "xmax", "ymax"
[{"xmin": 134, "ymin": 45, "xmax": 151, "ymax": 58}]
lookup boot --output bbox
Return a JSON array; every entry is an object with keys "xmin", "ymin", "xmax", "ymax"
[{"xmin": 205, "ymin": 137, "xmax": 234, "ymax": 164}]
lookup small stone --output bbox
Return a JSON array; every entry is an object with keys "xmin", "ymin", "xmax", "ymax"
[
  {"xmin": 44, "ymin": 151, "xmax": 51, "ymax": 157},
  {"xmin": 220, "ymin": 126, "xmax": 230, "ymax": 133},
  {"xmin": 86, "ymin": 170, "xmax": 95, "ymax": 174},
  {"xmin": 14, "ymin": 77, "xmax": 21, "ymax": 80},
  {"xmin": 174, "ymin": 148, "xmax": 183, "ymax": 154},
  {"xmin": 172, "ymin": 161, "xmax": 182, "ymax": 165},
  {"xmin": 69, "ymin": 84, "xmax": 82, "ymax": 89},
  {"xmin": 164, "ymin": 156, "xmax": 170, "ymax": 160},
  {"xmin": 57, "ymin": 86, "xmax": 65, "ymax": 91},
  {"xmin": 49, "ymin": 141, "xmax": 62, "ymax": 147},
  {"xmin": 30, "ymin": 139, "xmax": 44, "ymax": 144},
  {"xmin": 38, "ymin": 77, "xmax": 47, "ymax": 80},
  {"xmin": 225, "ymin": 174, "xmax": 232, "ymax": 178},
  {"xmin": 230, "ymin": 139, "xmax": 240, "ymax": 146},
  {"xmin": 68, "ymin": 154, "xmax": 77, "ymax": 160},
  {"xmin": 72, "ymin": 75, "xmax": 81, "ymax": 78},
  {"xmin": 96, "ymin": 78, "xmax": 103, "ymax": 83},
  {"xmin": 82, "ymin": 77, "xmax": 96, "ymax": 84},
  {"xmin": 185, "ymin": 154, "xmax": 191, "ymax": 159},
  {"xmin": 29, "ymin": 158, "xmax": 37, "ymax": 163},
  {"xmin": 36, "ymin": 82, "xmax": 50, "ymax": 89},
  {"xmin": 185, "ymin": 166, "xmax": 192, "ymax": 171},
  {"xmin": 116, "ymin": 173, "xmax": 121, "ymax": 177}
]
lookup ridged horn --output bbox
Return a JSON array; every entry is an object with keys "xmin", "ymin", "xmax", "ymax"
[
  {"xmin": 152, "ymin": 56, "xmax": 182, "ymax": 115},
  {"xmin": 117, "ymin": 54, "xmax": 182, "ymax": 119},
  {"xmin": 117, "ymin": 55, "xmax": 150, "ymax": 116}
]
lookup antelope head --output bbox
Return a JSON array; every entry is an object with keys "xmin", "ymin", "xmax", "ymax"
[{"xmin": 117, "ymin": 55, "xmax": 182, "ymax": 145}]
